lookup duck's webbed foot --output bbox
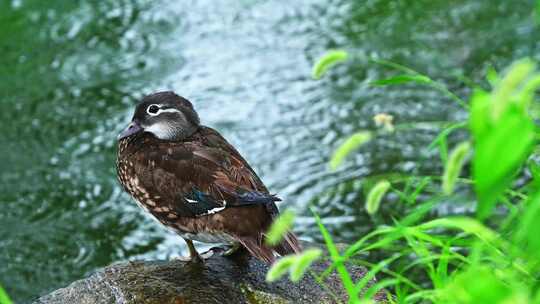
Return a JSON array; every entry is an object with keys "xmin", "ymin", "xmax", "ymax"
[{"xmin": 222, "ymin": 243, "xmax": 241, "ymax": 256}]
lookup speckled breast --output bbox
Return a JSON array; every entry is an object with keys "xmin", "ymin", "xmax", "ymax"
[
  {"xmin": 116, "ymin": 137, "xmax": 236, "ymax": 245},
  {"xmin": 116, "ymin": 138, "xmax": 176, "ymax": 218}
]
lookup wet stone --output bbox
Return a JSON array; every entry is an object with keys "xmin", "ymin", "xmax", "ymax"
[{"xmin": 35, "ymin": 246, "xmax": 390, "ymax": 304}]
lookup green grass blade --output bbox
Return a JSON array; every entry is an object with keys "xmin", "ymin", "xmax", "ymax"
[
  {"xmin": 370, "ymin": 74, "xmax": 431, "ymax": 86},
  {"xmin": 354, "ymin": 255, "xmax": 400, "ymax": 296},
  {"xmin": 361, "ymin": 278, "xmax": 400, "ymax": 301},
  {"xmin": 427, "ymin": 122, "xmax": 467, "ymax": 151},
  {"xmin": 351, "ymin": 258, "xmax": 423, "ymax": 292},
  {"xmin": 344, "ymin": 226, "xmax": 398, "ymax": 258},
  {"xmin": 370, "ymin": 58, "xmax": 467, "ymax": 108},
  {"xmin": 417, "ymin": 217, "xmax": 499, "ymax": 246},
  {"xmin": 311, "ymin": 208, "xmax": 358, "ymax": 303},
  {"xmin": 435, "ymin": 244, "xmax": 450, "ymax": 288},
  {"xmin": 369, "ymin": 58, "xmax": 418, "ymax": 74}
]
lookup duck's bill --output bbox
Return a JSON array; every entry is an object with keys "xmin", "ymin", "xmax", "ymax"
[{"xmin": 118, "ymin": 121, "xmax": 143, "ymax": 140}]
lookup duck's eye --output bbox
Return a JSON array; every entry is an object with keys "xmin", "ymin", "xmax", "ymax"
[{"xmin": 147, "ymin": 104, "xmax": 160, "ymax": 115}]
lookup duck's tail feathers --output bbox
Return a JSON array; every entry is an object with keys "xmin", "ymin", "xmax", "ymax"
[
  {"xmin": 273, "ymin": 231, "xmax": 302, "ymax": 256},
  {"xmin": 236, "ymin": 231, "xmax": 302, "ymax": 264},
  {"xmin": 237, "ymin": 236, "xmax": 276, "ymax": 264}
]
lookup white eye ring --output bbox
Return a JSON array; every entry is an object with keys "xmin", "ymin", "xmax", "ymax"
[{"xmin": 146, "ymin": 104, "xmax": 161, "ymax": 116}]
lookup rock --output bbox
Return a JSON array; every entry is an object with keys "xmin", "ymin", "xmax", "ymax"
[{"xmin": 35, "ymin": 247, "xmax": 390, "ymax": 304}]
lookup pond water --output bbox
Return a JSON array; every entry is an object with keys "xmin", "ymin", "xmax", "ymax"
[{"xmin": 1, "ymin": 0, "xmax": 539, "ymax": 302}]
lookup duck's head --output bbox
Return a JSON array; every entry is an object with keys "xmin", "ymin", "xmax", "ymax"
[{"xmin": 118, "ymin": 91, "xmax": 200, "ymax": 141}]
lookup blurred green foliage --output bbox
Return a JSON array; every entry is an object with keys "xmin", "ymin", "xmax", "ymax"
[
  {"xmin": 267, "ymin": 51, "xmax": 540, "ymax": 303},
  {"xmin": 265, "ymin": 248, "xmax": 322, "ymax": 283},
  {"xmin": 470, "ymin": 59, "xmax": 538, "ymax": 219},
  {"xmin": 442, "ymin": 141, "xmax": 470, "ymax": 195},
  {"xmin": 265, "ymin": 209, "xmax": 296, "ymax": 246},
  {"xmin": 329, "ymin": 131, "xmax": 372, "ymax": 171},
  {"xmin": 312, "ymin": 50, "xmax": 348, "ymax": 80}
]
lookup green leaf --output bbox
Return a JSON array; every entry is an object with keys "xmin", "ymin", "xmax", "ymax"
[
  {"xmin": 0, "ymin": 285, "xmax": 12, "ymax": 304},
  {"xmin": 371, "ymin": 58, "xmax": 467, "ymax": 108},
  {"xmin": 470, "ymin": 60, "xmax": 538, "ymax": 219},
  {"xmin": 441, "ymin": 267, "xmax": 514, "ymax": 303},
  {"xmin": 365, "ymin": 180, "xmax": 391, "ymax": 215},
  {"xmin": 370, "ymin": 74, "xmax": 431, "ymax": 86},
  {"xmin": 442, "ymin": 141, "xmax": 471, "ymax": 195},
  {"xmin": 265, "ymin": 209, "xmax": 295, "ymax": 246},
  {"xmin": 534, "ymin": 287, "xmax": 540, "ymax": 303},
  {"xmin": 289, "ymin": 248, "xmax": 322, "ymax": 282},
  {"xmin": 471, "ymin": 99, "xmax": 536, "ymax": 218},
  {"xmin": 266, "ymin": 255, "xmax": 296, "ymax": 283},
  {"xmin": 486, "ymin": 65, "xmax": 499, "ymax": 87},
  {"xmin": 329, "ymin": 131, "xmax": 372, "ymax": 170},
  {"xmin": 312, "ymin": 50, "xmax": 349, "ymax": 80},
  {"xmin": 515, "ymin": 191, "xmax": 540, "ymax": 260}
]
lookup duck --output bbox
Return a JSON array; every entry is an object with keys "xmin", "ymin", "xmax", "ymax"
[{"xmin": 116, "ymin": 91, "xmax": 301, "ymax": 263}]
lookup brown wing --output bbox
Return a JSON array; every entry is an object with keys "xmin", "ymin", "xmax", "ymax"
[
  {"xmin": 192, "ymin": 127, "xmax": 301, "ymax": 259},
  {"xmin": 138, "ymin": 144, "xmax": 278, "ymax": 218},
  {"xmin": 196, "ymin": 127, "xmax": 284, "ymax": 216}
]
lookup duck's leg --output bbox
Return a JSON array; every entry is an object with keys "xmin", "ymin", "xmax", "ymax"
[{"xmin": 184, "ymin": 238, "xmax": 203, "ymax": 263}]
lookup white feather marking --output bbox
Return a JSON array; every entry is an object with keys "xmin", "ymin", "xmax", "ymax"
[
  {"xmin": 204, "ymin": 206, "xmax": 225, "ymax": 215},
  {"xmin": 156, "ymin": 108, "xmax": 181, "ymax": 114},
  {"xmin": 185, "ymin": 198, "xmax": 198, "ymax": 204},
  {"xmin": 147, "ymin": 104, "xmax": 181, "ymax": 117},
  {"xmin": 144, "ymin": 122, "xmax": 175, "ymax": 140},
  {"xmin": 201, "ymin": 200, "xmax": 227, "ymax": 215}
]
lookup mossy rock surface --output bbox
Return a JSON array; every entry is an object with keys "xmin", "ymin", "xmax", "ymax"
[{"xmin": 35, "ymin": 246, "xmax": 389, "ymax": 304}]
